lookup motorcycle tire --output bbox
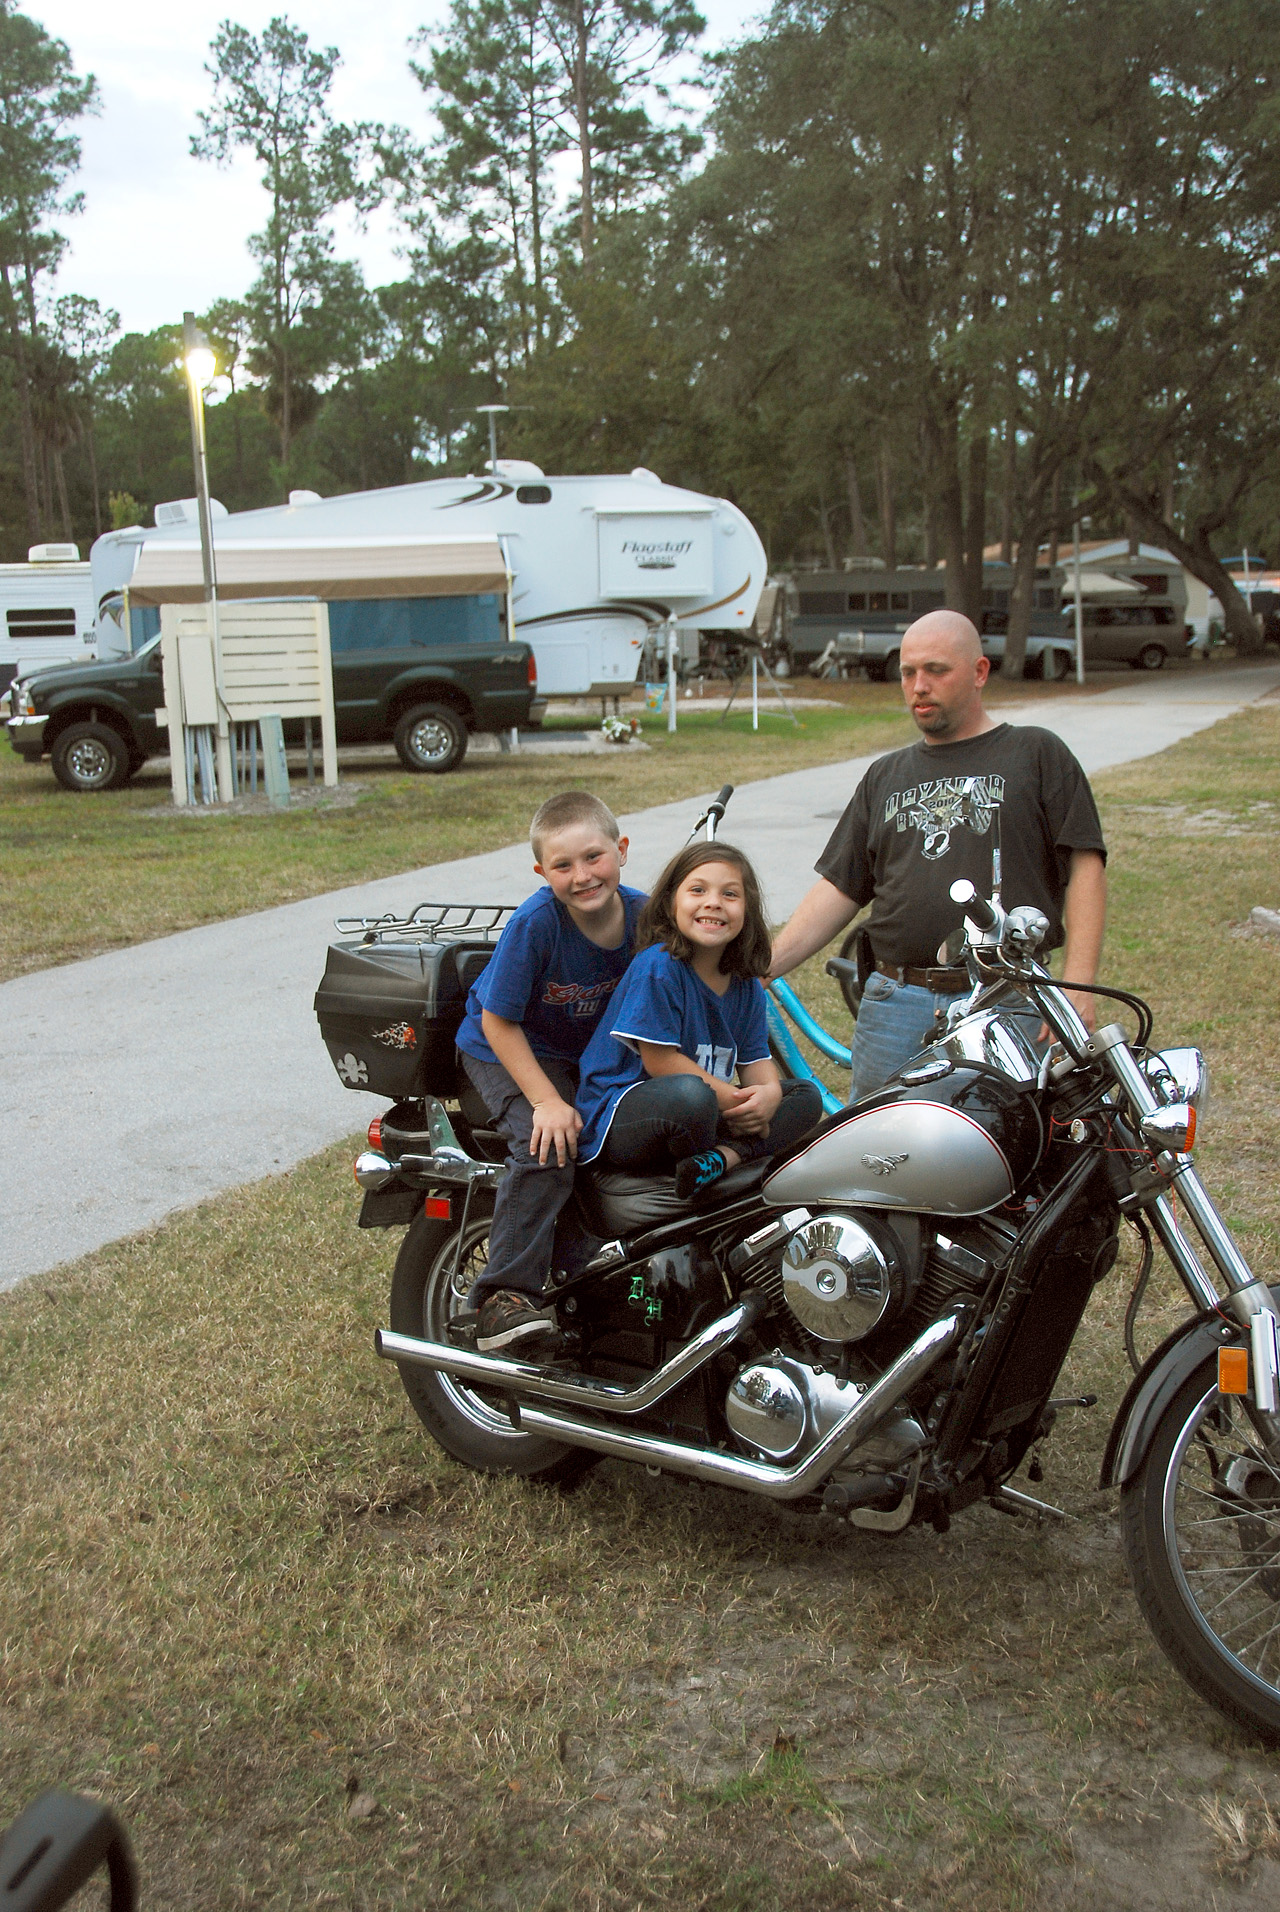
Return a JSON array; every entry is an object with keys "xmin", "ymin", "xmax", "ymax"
[
  {"xmin": 1121, "ymin": 1354, "xmax": 1280, "ymax": 1744},
  {"xmin": 388, "ymin": 1208, "xmax": 597, "ymax": 1485}
]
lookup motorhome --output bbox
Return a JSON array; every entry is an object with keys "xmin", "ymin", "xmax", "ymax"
[
  {"xmin": 782, "ymin": 563, "xmax": 1065, "ymax": 677},
  {"xmin": 89, "ymin": 464, "xmax": 767, "ymax": 698},
  {"xmin": 0, "ymin": 545, "xmax": 97, "ymax": 697}
]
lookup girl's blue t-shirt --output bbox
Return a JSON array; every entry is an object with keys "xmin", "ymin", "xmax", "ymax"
[
  {"xmin": 455, "ymin": 884, "xmax": 645, "ymax": 1066},
  {"xmin": 574, "ymin": 942, "xmax": 771, "ymax": 1162}
]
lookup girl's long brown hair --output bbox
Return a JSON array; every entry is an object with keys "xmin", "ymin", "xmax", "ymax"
[{"xmin": 638, "ymin": 842, "xmax": 772, "ymax": 978}]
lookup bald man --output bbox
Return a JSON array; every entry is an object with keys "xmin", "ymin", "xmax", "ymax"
[{"xmin": 771, "ymin": 610, "xmax": 1107, "ymax": 1100}]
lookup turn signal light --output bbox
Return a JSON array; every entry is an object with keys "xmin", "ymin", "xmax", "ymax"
[
  {"xmin": 368, "ymin": 1116, "xmax": 382, "ymax": 1150},
  {"xmin": 1219, "ymin": 1347, "xmax": 1249, "ymax": 1395}
]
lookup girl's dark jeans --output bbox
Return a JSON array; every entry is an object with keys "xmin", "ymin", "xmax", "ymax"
[{"xmin": 597, "ymin": 1074, "xmax": 823, "ymax": 1175}]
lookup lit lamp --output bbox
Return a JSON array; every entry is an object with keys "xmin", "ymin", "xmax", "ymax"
[{"xmin": 181, "ymin": 311, "xmax": 232, "ymax": 799}]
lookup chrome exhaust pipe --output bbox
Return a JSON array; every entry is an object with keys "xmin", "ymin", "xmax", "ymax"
[
  {"xmin": 516, "ymin": 1310, "xmax": 964, "ymax": 1501},
  {"xmin": 375, "ymin": 1291, "xmax": 766, "ymax": 1417}
]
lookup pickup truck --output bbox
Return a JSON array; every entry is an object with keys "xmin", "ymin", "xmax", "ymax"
[
  {"xmin": 814, "ymin": 625, "xmax": 1074, "ymax": 682},
  {"xmin": 5, "ymin": 615, "xmax": 539, "ymax": 791}
]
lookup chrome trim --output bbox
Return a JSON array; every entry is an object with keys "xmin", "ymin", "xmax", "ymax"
[
  {"xmin": 514, "ymin": 1310, "xmax": 965, "ymax": 1500},
  {"xmin": 375, "ymin": 1291, "xmax": 766, "ymax": 1416}
]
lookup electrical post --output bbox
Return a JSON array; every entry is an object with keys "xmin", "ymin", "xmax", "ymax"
[
  {"xmin": 1072, "ymin": 515, "xmax": 1085, "ymax": 685},
  {"xmin": 182, "ymin": 312, "xmax": 233, "ymax": 800},
  {"xmin": 667, "ymin": 619, "xmax": 678, "ymax": 733}
]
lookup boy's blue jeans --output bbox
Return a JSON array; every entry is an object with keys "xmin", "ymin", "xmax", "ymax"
[{"xmin": 460, "ymin": 1051, "xmax": 579, "ymax": 1302}]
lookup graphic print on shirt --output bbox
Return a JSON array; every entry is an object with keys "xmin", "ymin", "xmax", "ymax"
[
  {"xmin": 695, "ymin": 1043, "xmax": 735, "ymax": 1079},
  {"xmin": 884, "ymin": 774, "xmax": 1005, "ymax": 861},
  {"xmin": 542, "ymin": 977, "xmax": 618, "ymax": 1017}
]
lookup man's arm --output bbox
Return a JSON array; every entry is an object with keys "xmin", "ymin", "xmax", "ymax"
[
  {"xmin": 769, "ymin": 878, "xmax": 859, "ymax": 980},
  {"xmin": 1056, "ymin": 848, "xmax": 1107, "ymax": 1030},
  {"xmin": 481, "ymin": 1009, "xmax": 581, "ymax": 1165}
]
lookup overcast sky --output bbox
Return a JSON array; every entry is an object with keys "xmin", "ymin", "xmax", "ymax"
[{"xmin": 36, "ymin": 0, "xmax": 756, "ymax": 337}]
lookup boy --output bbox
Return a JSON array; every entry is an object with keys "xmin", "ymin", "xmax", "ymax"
[{"xmin": 455, "ymin": 792, "xmax": 645, "ymax": 1354}]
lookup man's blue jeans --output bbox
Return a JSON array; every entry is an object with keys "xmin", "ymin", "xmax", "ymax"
[
  {"xmin": 850, "ymin": 971, "xmax": 1045, "ymax": 1103},
  {"xmin": 850, "ymin": 973, "xmax": 952, "ymax": 1102}
]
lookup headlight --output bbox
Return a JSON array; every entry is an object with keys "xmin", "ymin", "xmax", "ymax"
[{"xmin": 1143, "ymin": 1047, "xmax": 1209, "ymax": 1120}]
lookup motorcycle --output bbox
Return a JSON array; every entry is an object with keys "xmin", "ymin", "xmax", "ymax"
[{"xmin": 314, "ymin": 799, "xmax": 1280, "ymax": 1744}]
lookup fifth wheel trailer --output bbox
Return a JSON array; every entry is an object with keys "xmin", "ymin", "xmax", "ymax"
[{"xmin": 89, "ymin": 464, "xmax": 767, "ymax": 699}]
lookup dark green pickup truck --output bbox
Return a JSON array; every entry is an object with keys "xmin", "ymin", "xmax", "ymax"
[{"xmin": 4, "ymin": 593, "xmax": 539, "ymax": 791}]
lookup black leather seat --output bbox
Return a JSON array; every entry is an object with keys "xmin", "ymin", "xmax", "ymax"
[{"xmin": 578, "ymin": 1160, "xmax": 770, "ymax": 1237}]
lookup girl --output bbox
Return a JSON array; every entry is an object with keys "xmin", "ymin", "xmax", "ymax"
[{"xmin": 574, "ymin": 843, "xmax": 824, "ymax": 1196}]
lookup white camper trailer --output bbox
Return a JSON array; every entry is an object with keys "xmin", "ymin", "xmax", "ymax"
[
  {"xmin": 89, "ymin": 465, "xmax": 767, "ymax": 697},
  {"xmin": 0, "ymin": 545, "xmax": 97, "ymax": 696}
]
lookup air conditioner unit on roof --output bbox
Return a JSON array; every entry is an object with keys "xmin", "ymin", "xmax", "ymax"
[
  {"xmin": 154, "ymin": 497, "xmax": 229, "ymax": 528},
  {"xmin": 28, "ymin": 542, "xmax": 80, "ymax": 562}
]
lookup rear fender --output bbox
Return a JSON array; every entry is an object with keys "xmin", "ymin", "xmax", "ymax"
[{"xmin": 1099, "ymin": 1285, "xmax": 1280, "ymax": 1488}]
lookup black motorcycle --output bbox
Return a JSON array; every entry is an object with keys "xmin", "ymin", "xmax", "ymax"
[{"xmin": 316, "ymin": 855, "xmax": 1280, "ymax": 1744}]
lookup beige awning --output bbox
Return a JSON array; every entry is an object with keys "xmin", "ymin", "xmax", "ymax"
[
  {"xmin": 1060, "ymin": 569, "xmax": 1144, "ymax": 599},
  {"xmin": 126, "ymin": 535, "xmax": 509, "ymax": 605}
]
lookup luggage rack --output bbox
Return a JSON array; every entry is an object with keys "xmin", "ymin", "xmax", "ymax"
[{"xmin": 333, "ymin": 902, "xmax": 516, "ymax": 946}]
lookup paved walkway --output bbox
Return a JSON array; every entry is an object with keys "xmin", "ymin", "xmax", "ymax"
[{"xmin": 4, "ymin": 663, "xmax": 1278, "ymax": 1288}]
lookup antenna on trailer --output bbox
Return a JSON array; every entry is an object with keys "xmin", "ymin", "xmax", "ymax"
[{"xmin": 475, "ymin": 404, "xmax": 509, "ymax": 475}]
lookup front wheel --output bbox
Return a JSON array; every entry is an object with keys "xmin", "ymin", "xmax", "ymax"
[
  {"xmin": 875, "ymin": 649, "xmax": 900, "ymax": 685},
  {"xmin": 1121, "ymin": 1357, "xmax": 1280, "ymax": 1743},
  {"xmin": 1133, "ymin": 644, "xmax": 1167, "ymax": 672},
  {"xmin": 388, "ymin": 1208, "xmax": 596, "ymax": 1483},
  {"xmin": 51, "ymin": 722, "xmax": 132, "ymax": 792},
  {"xmin": 393, "ymin": 703, "xmax": 467, "ymax": 773}
]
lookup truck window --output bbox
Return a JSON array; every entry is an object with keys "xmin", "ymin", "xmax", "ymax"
[
  {"xmin": 910, "ymin": 589, "xmax": 945, "ymax": 612},
  {"xmin": 797, "ymin": 592, "xmax": 846, "ymax": 614},
  {"xmin": 328, "ymin": 594, "xmax": 504, "ymax": 652}
]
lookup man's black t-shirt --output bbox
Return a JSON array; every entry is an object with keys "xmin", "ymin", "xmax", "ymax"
[{"xmin": 815, "ymin": 724, "xmax": 1106, "ymax": 969}]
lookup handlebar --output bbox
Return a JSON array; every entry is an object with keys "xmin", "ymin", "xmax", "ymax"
[
  {"xmin": 949, "ymin": 878, "xmax": 998, "ymax": 932},
  {"xmin": 691, "ymin": 784, "xmax": 735, "ymax": 842}
]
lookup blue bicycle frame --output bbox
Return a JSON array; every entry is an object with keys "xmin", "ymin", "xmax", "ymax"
[{"xmin": 765, "ymin": 978, "xmax": 850, "ymax": 1116}]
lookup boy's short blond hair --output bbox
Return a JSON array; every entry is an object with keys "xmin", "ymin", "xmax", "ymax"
[{"xmin": 530, "ymin": 791, "xmax": 621, "ymax": 859}]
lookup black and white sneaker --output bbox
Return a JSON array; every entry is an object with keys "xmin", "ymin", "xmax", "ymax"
[{"xmin": 475, "ymin": 1289, "xmax": 561, "ymax": 1355}]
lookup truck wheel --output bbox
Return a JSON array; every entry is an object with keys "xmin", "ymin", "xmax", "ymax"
[
  {"xmin": 393, "ymin": 704, "xmax": 467, "ymax": 773},
  {"xmin": 1134, "ymin": 644, "xmax": 1166, "ymax": 672},
  {"xmin": 876, "ymin": 649, "xmax": 900, "ymax": 684},
  {"xmin": 50, "ymin": 722, "xmax": 131, "ymax": 792},
  {"xmin": 1044, "ymin": 647, "xmax": 1071, "ymax": 681}
]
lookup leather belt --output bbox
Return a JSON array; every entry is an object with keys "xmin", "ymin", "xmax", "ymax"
[{"xmin": 874, "ymin": 960, "xmax": 971, "ymax": 995}]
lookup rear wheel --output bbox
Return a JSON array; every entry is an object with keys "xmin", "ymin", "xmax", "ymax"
[
  {"xmin": 877, "ymin": 649, "xmax": 900, "ymax": 685},
  {"xmin": 1134, "ymin": 644, "xmax": 1166, "ymax": 672},
  {"xmin": 388, "ymin": 1208, "xmax": 596, "ymax": 1483},
  {"xmin": 1121, "ymin": 1356, "xmax": 1280, "ymax": 1743},
  {"xmin": 393, "ymin": 703, "xmax": 467, "ymax": 773},
  {"xmin": 1041, "ymin": 647, "xmax": 1071, "ymax": 681},
  {"xmin": 51, "ymin": 722, "xmax": 131, "ymax": 792}
]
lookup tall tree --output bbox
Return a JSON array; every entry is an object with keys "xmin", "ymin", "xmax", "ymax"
[
  {"xmin": 52, "ymin": 292, "xmax": 117, "ymax": 534},
  {"xmin": 0, "ymin": 1, "xmax": 95, "ymax": 543},
  {"xmin": 192, "ymin": 15, "xmax": 380, "ymax": 478}
]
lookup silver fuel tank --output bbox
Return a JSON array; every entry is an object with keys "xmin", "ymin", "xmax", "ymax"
[{"xmin": 763, "ymin": 1061, "xmax": 1043, "ymax": 1215}]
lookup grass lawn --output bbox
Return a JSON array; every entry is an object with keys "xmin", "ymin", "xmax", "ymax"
[
  {"xmin": 0, "ymin": 672, "xmax": 1094, "ymax": 984},
  {"xmin": 4, "ymin": 698, "xmax": 1280, "ymax": 1909}
]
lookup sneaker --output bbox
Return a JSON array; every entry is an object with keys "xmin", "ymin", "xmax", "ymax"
[
  {"xmin": 674, "ymin": 1149, "xmax": 728, "ymax": 1199},
  {"xmin": 475, "ymin": 1289, "xmax": 561, "ymax": 1355}
]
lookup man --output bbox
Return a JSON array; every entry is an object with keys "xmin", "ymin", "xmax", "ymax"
[{"xmin": 770, "ymin": 610, "xmax": 1107, "ymax": 1100}]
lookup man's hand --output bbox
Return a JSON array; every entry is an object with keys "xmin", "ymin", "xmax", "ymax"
[
  {"xmin": 722, "ymin": 1078, "xmax": 783, "ymax": 1138},
  {"xmin": 529, "ymin": 1095, "xmax": 581, "ymax": 1167}
]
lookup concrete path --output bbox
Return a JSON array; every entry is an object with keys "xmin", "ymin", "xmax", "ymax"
[{"xmin": 4, "ymin": 662, "xmax": 1278, "ymax": 1288}]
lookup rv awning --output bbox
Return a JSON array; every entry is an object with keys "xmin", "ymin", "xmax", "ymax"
[
  {"xmin": 125, "ymin": 535, "xmax": 509, "ymax": 605},
  {"xmin": 1060, "ymin": 569, "xmax": 1144, "ymax": 599}
]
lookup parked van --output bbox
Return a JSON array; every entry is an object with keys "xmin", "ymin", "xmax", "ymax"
[
  {"xmin": 1073, "ymin": 602, "xmax": 1184, "ymax": 671},
  {"xmin": 0, "ymin": 544, "xmax": 97, "ymax": 700}
]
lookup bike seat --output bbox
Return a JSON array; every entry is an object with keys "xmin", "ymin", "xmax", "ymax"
[{"xmin": 579, "ymin": 1160, "xmax": 769, "ymax": 1237}]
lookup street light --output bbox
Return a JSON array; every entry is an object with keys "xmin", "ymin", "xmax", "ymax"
[{"xmin": 181, "ymin": 311, "xmax": 232, "ymax": 801}]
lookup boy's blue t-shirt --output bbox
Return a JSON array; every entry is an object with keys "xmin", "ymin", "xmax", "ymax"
[
  {"xmin": 455, "ymin": 884, "xmax": 646, "ymax": 1067},
  {"xmin": 574, "ymin": 943, "xmax": 771, "ymax": 1162}
]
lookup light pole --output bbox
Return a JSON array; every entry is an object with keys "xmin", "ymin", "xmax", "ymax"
[
  {"xmin": 476, "ymin": 403, "xmax": 509, "ymax": 474},
  {"xmin": 181, "ymin": 312, "xmax": 232, "ymax": 800}
]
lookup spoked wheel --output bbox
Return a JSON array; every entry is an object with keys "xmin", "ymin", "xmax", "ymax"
[
  {"xmin": 388, "ymin": 1208, "xmax": 596, "ymax": 1484},
  {"xmin": 1121, "ymin": 1356, "xmax": 1280, "ymax": 1742}
]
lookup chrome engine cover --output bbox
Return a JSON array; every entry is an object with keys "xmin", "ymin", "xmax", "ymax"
[
  {"xmin": 726, "ymin": 1354, "xmax": 926, "ymax": 1470},
  {"xmin": 781, "ymin": 1214, "xmax": 898, "ymax": 1342}
]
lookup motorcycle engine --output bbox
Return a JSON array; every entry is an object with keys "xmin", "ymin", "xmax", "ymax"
[{"xmin": 732, "ymin": 1209, "xmax": 918, "ymax": 1346}]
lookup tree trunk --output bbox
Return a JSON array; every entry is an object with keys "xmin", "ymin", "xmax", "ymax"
[
  {"xmin": 0, "ymin": 264, "xmax": 42, "ymax": 544},
  {"xmin": 817, "ymin": 491, "xmax": 838, "ymax": 569},
  {"xmin": 844, "ymin": 451, "xmax": 868, "ymax": 557},
  {"xmin": 1088, "ymin": 465, "xmax": 1264, "ymax": 655},
  {"xmin": 85, "ymin": 411, "xmax": 102, "ymax": 536},
  {"xmin": 572, "ymin": 0, "xmax": 593, "ymax": 266},
  {"xmin": 1004, "ymin": 528, "xmax": 1042, "ymax": 680},
  {"xmin": 53, "ymin": 445, "xmax": 73, "ymax": 539},
  {"xmin": 280, "ymin": 333, "xmax": 292, "ymax": 476},
  {"xmin": 876, "ymin": 442, "xmax": 897, "ymax": 570},
  {"xmin": 1047, "ymin": 468, "xmax": 1061, "ymax": 567},
  {"xmin": 962, "ymin": 430, "xmax": 987, "ymax": 623}
]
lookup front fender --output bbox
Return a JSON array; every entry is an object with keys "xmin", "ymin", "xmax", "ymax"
[{"xmin": 1100, "ymin": 1283, "xmax": 1280, "ymax": 1489}]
